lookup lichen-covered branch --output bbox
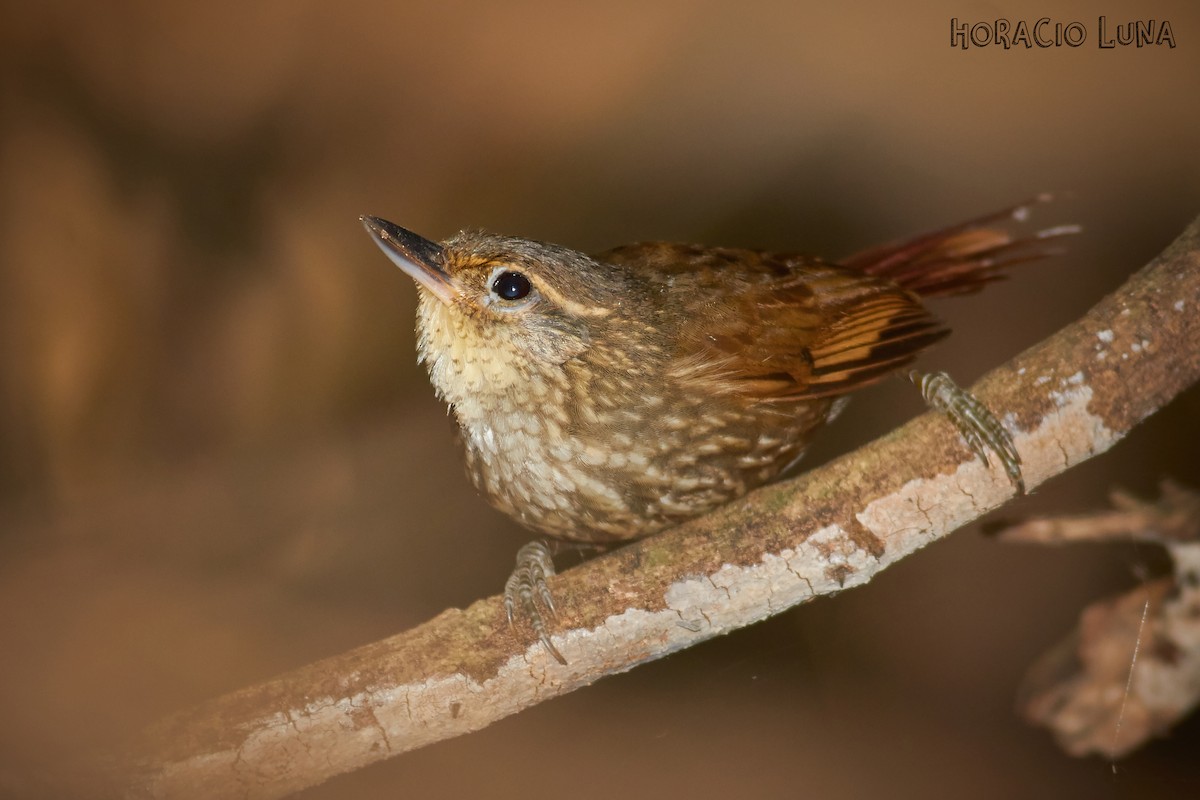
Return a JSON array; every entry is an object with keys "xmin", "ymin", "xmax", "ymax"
[{"xmin": 112, "ymin": 215, "xmax": 1200, "ymax": 799}]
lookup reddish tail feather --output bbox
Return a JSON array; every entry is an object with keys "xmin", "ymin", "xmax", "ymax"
[{"xmin": 842, "ymin": 194, "xmax": 1081, "ymax": 298}]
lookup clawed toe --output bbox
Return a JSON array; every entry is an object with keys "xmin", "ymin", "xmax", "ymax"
[
  {"xmin": 504, "ymin": 541, "xmax": 566, "ymax": 665},
  {"xmin": 910, "ymin": 370, "xmax": 1025, "ymax": 494}
]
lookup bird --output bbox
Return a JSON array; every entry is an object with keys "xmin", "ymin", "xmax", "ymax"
[{"xmin": 362, "ymin": 195, "xmax": 1077, "ymax": 662}]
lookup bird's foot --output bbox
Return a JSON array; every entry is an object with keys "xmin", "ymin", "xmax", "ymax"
[
  {"xmin": 909, "ymin": 370, "xmax": 1025, "ymax": 494},
  {"xmin": 504, "ymin": 540, "xmax": 567, "ymax": 665}
]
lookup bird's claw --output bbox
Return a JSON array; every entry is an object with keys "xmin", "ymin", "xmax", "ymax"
[
  {"xmin": 504, "ymin": 540, "xmax": 567, "ymax": 665},
  {"xmin": 910, "ymin": 370, "xmax": 1025, "ymax": 494}
]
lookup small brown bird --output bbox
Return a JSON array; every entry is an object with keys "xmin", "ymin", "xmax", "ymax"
[{"xmin": 362, "ymin": 197, "xmax": 1076, "ymax": 662}]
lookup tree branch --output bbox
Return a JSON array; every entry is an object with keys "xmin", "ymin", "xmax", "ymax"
[{"xmin": 115, "ymin": 215, "xmax": 1200, "ymax": 799}]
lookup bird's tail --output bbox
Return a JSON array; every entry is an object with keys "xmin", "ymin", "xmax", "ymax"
[{"xmin": 842, "ymin": 194, "xmax": 1080, "ymax": 298}]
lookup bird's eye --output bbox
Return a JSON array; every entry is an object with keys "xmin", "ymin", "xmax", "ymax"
[{"xmin": 491, "ymin": 270, "xmax": 532, "ymax": 301}]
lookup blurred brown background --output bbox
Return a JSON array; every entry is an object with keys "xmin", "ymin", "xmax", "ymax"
[{"xmin": 2, "ymin": 1, "xmax": 1199, "ymax": 798}]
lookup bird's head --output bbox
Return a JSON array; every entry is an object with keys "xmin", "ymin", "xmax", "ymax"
[{"xmin": 361, "ymin": 216, "xmax": 633, "ymax": 408}]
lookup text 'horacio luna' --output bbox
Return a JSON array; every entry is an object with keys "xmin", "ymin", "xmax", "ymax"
[{"xmin": 951, "ymin": 17, "xmax": 1176, "ymax": 49}]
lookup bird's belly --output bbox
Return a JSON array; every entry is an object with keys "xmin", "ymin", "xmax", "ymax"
[
  {"xmin": 462, "ymin": 422, "xmax": 654, "ymax": 543},
  {"xmin": 460, "ymin": 397, "xmax": 834, "ymax": 544}
]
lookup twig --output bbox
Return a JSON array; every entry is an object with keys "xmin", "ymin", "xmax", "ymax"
[
  {"xmin": 1004, "ymin": 481, "xmax": 1200, "ymax": 757},
  {"xmin": 998, "ymin": 479, "xmax": 1200, "ymax": 546},
  {"xmin": 111, "ymin": 215, "xmax": 1200, "ymax": 799}
]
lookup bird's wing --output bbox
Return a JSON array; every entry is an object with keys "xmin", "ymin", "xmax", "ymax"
[{"xmin": 596, "ymin": 243, "xmax": 946, "ymax": 401}]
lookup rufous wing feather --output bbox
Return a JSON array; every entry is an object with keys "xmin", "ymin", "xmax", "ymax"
[
  {"xmin": 668, "ymin": 260, "xmax": 946, "ymax": 402},
  {"xmin": 610, "ymin": 195, "xmax": 1077, "ymax": 404}
]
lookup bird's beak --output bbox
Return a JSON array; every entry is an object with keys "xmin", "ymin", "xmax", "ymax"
[{"xmin": 360, "ymin": 216, "xmax": 459, "ymax": 305}]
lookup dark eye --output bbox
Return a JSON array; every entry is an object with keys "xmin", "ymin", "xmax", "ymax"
[{"xmin": 491, "ymin": 270, "xmax": 532, "ymax": 301}]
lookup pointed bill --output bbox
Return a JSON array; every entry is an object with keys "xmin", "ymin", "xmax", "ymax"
[{"xmin": 360, "ymin": 216, "xmax": 458, "ymax": 305}]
